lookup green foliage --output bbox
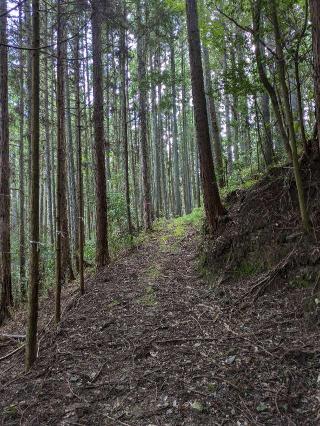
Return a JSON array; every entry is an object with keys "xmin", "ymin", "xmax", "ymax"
[{"xmin": 164, "ymin": 0, "xmax": 185, "ymax": 13}]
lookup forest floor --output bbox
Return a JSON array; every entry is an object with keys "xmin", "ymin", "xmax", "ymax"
[{"xmin": 1, "ymin": 167, "xmax": 320, "ymax": 425}]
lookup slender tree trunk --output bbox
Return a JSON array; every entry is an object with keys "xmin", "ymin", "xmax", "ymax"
[
  {"xmin": 203, "ymin": 45, "xmax": 224, "ymax": 186},
  {"xmin": 223, "ymin": 47, "xmax": 233, "ymax": 175},
  {"xmin": 56, "ymin": 0, "xmax": 74, "ymax": 324},
  {"xmin": 131, "ymin": 110, "xmax": 141, "ymax": 230},
  {"xmin": 0, "ymin": 0, "xmax": 12, "ymax": 325},
  {"xmin": 65, "ymin": 58, "xmax": 78, "ymax": 266},
  {"xmin": 74, "ymin": 32, "xmax": 85, "ymax": 295},
  {"xmin": 150, "ymin": 54, "xmax": 161, "ymax": 217},
  {"xmin": 25, "ymin": 0, "xmax": 32, "ymax": 228},
  {"xmin": 310, "ymin": 0, "xmax": 320, "ymax": 150},
  {"xmin": 181, "ymin": 43, "xmax": 192, "ymax": 214},
  {"xmin": 170, "ymin": 37, "xmax": 182, "ymax": 215},
  {"xmin": 136, "ymin": 0, "xmax": 152, "ymax": 230},
  {"xmin": 294, "ymin": 59, "xmax": 308, "ymax": 154},
  {"xmin": 92, "ymin": 0, "xmax": 109, "ymax": 266},
  {"xmin": 120, "ymin": 3, "xmax": 133, "ymax": 236},
  {"xmin": 185, "ymin": 0, "xmax": 225, "ymax": 234},
  {"xmin": 83, "ymin": 29, "xmax": 93, "ymax": 241},
  {"xmin": 261, "ymin": 93, "xmax": 273, "ymax": 165},
  {"xmin": 43, "ymin": 3, "xmax": 54, "ymax": 246},
  {"xmin": 25, "ymin": 0, "xmax": 40, "ymax": 369},
  {"xmin": 18, "ymin": 3, "xmax": 26, "ymax": 298}
]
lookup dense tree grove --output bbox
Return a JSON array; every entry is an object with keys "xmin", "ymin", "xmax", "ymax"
[{"xmin": 0, "ymin": 0, "xmax": 319, "ymax": 368}]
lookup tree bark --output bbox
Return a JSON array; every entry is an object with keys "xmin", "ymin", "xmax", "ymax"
[
  {"xmin": 56, "ymin": 0, "xmax": 74, "ymax": 324},
  {"xmin": 0, "ymin": 0, "xmax": 12, "ymax": 326},
  {"xmin": 170, "ymin": 36, "xmax": 182, "ymax": 215},
  {"xmin": 310, "ymin": 0, "xmax": 320, "ymax": 150},
  {"xmin": 185, "ymin": 0, "xmax": 225, "ymax": 234},
  {"xmin": 136, "ymin": 0, "xmax": 152, "ymax": 230},
  {"xmin": 92, "ymin": 0, "xmax": 109, "ymax": 266},
  {"xmin": 203, "ymin": 45, "xmax": 224, "ymax": 186},
  {"xmin": 18, "ymin": 2, "xmax": 26, "ymax": 298},
  {"xmin": 25, "ymin": 0, "xmax": 40, "ymax": 369},
  {"xmin": 74, "ymin": 32, "xmax": 85, "ymax": 295},
  {"xmin": 181, "ymin": 42, "xmax": 193, "ymax": 214},
  {"xmin": 261, "ymin": 93, "xmax": 273, "ymax": 165},
  {"xmin": 120, "ymin": 3, "xmax": 133, "ymax": 237}
]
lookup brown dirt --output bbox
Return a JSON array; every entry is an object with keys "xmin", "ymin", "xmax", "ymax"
[{"xmin": 0, "ymin": 176, "xmax": 320, "ymax": 425}]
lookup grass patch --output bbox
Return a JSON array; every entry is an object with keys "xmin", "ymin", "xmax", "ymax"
[
  {"xmin": 145, "ymin": 264, "xmax": 162, "ymax": 280},
  {"xmin": 167, "ymin": 208, "xmax": 204, "ymax": 238},
  {"xmin": 138, "ymin": 285, "xmax": 157, "ymax": 307}
]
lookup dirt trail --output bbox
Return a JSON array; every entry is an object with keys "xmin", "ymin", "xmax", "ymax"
[{"xmin": 0, "ymin": 221, "xmax": 319, "ymax": 425}]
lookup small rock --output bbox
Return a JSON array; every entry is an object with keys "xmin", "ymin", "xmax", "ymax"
[{"xmin": 225, "ymin": 355, "xmax": 236, "ymax": 365}]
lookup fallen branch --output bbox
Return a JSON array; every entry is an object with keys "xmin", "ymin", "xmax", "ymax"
[
  {"xmin": 0, "ymin": 345, "xmax": 25, "ymax": 362},
  {"xmin": 155, "ymin": 337, "xmax": 215, "ymax": 345},
  {"xmin": 0, "ymin": 334, "xmax": 26, "ymax": 341}
]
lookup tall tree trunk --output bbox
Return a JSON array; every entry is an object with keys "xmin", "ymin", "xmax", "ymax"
[
  {"xmin": 74, "ymin": 32, "xmax": 85, "ymax": 295},
  {"xmin": 120, "ymin": 3, "xmax": 133, "ymax": 236},
  {"xmin": 25, "ymin": 0, "xmax": 40, "ymax": 369},
  {"xmin": 65, "ymin": 58, "xmax": 78, "ymax": 265},
  {"xmin": 0, "ymin": 0, "xmax": 12, "ymax": 325},
  {"xmin": 92, "ymin": 0, "xmax": 109, "ymax": 266},
  {"xmin": 136, "ymin": 0, "xmax": 152, "ymax": 230},
  {"xmin": 181, "ymin": 43, "xmax": 192, "ymax": 214},
  {"xmin": 170, "ymin": 36, "xmax": 182, "ymax": 216},
  {"xmin": 309, "ymin": 0, "xmax": 320, "ymax": 150},
  {"xmin": 223, "ymin": 47, "xmax": 233, "ymax": 175},
  {"xmin": 203, "ymin": 45, "xmax": 224, "ymax": 186},
  {"xmin": 261, "ymin": 93, "xmax": 273, "ymax": 165},
  {"xmin": 150, "ymin": 54, "xmax": 161, "ymax": 217},
  {"xmin": 185, "ymin": 0, "xmax": 225, "ymax": 234},
  {"xmin": 56, "ymin": 0, "xmax": 74, "ymax": 324},
  {"xmin": 18, "ymin": 2, "xmax": 26, "ymax": 298},
  {"xmin": 43, "ymin": 2, "xmax": 54, "ymax": 246}
]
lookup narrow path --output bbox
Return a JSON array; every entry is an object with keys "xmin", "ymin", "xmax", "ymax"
[
  {"xmin": 0, "ymin": 220, "xmax": 318, "ymax": 425},
  {"xmin": 0, "ymin": 222, "xmax": 216, "ymax": 425}
]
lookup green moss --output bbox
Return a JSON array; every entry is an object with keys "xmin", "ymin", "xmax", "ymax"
[
  {"xmin": 138, "ymin": 285, "xmax": 157, "ymax": 307},
  {"xmin": 233, "ymin": 259, "xmax": 263, "ymax": 278}
]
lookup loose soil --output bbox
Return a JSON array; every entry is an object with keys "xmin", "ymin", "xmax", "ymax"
[{"xmin": 0, "ymin": 172, "xmax": 320, "ymax": 425}]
